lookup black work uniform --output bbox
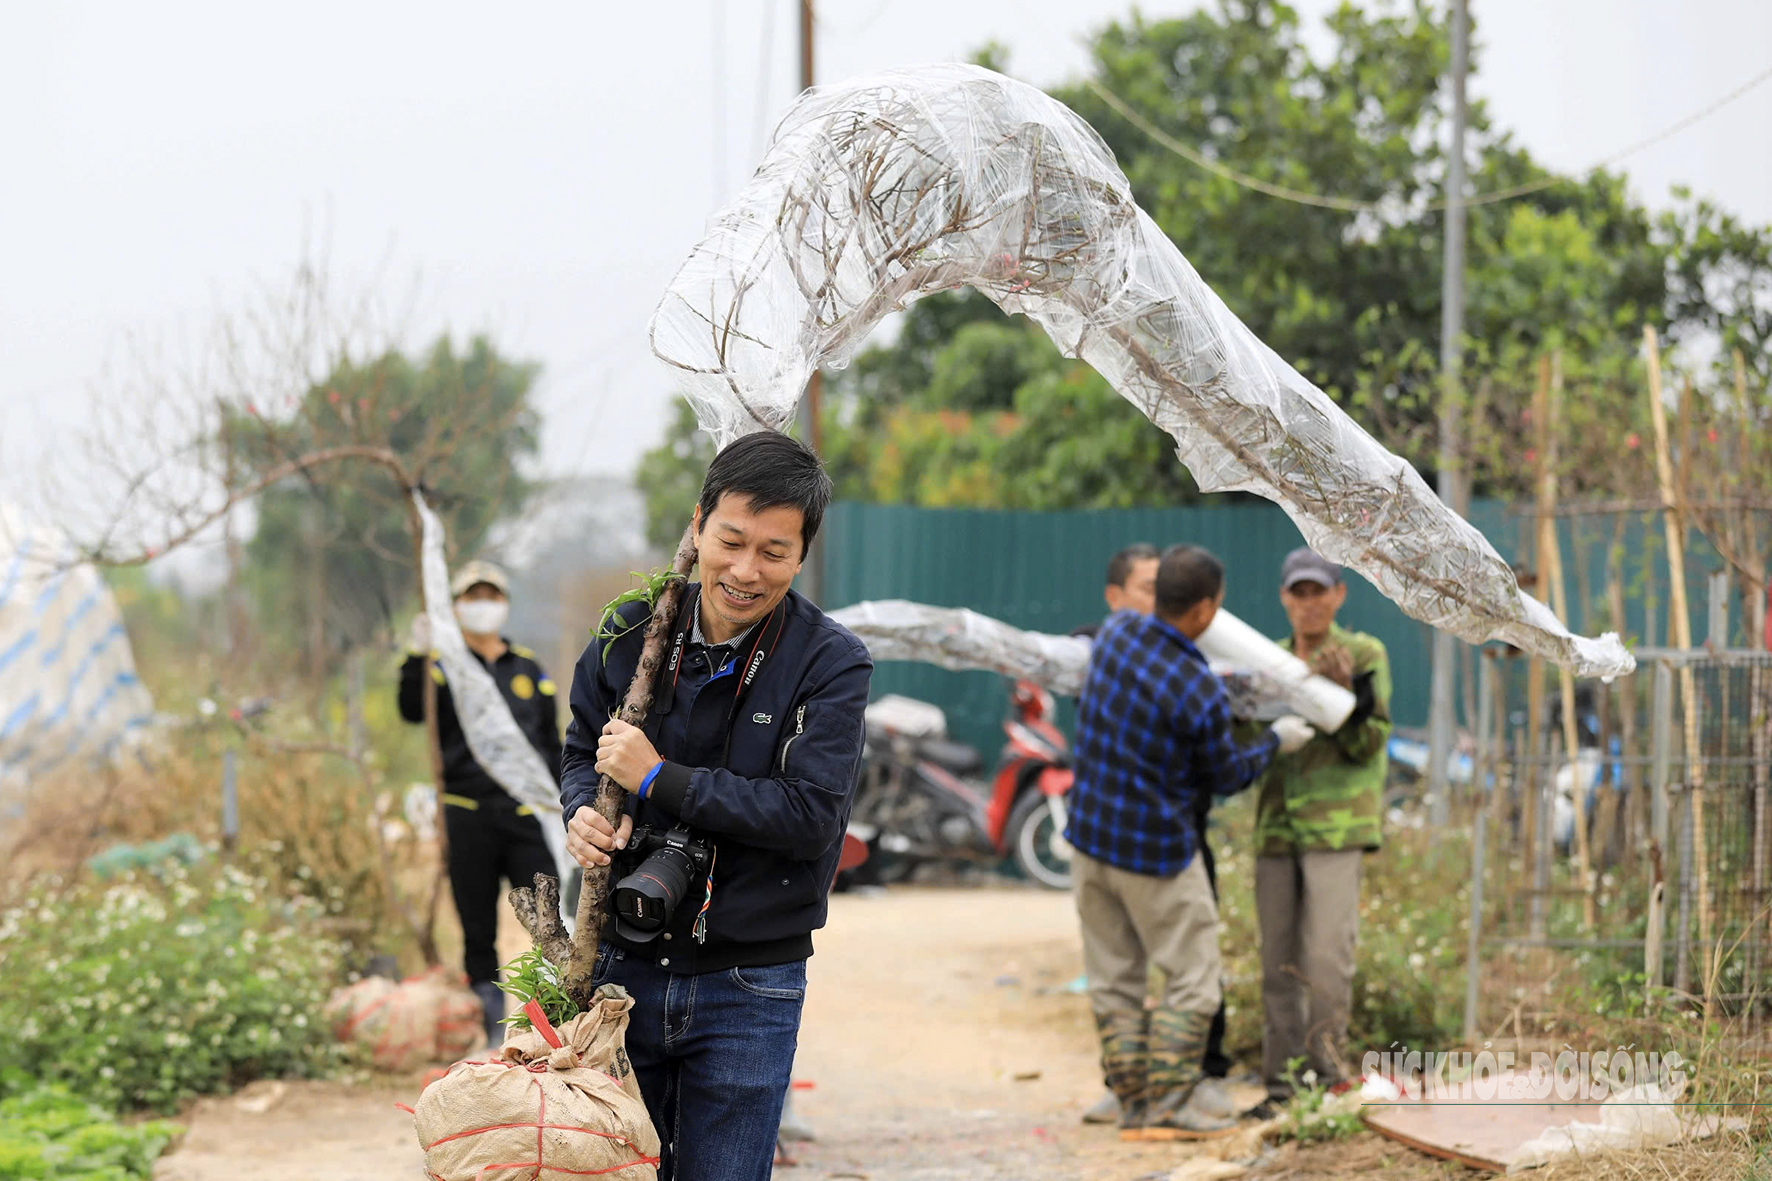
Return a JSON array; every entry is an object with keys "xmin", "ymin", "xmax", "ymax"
[{"xmin": 398, "ymin": 641, "xmax": 563, "ymax": 985}]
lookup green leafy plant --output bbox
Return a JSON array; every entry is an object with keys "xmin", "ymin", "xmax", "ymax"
[
  {"xmin": 495, "ymin": 948, "xmax": 582, "ymax": 1031},
  {"xmin": 1278, "ymin": 1058, "xmax": 1364, "ymax": 1144},
  {"xmin": 594, "ymin": 569, "xmax": 687, "ymax": 661},
  {"xmin": 0, "ymin": 1084, "xmax": 182, "ymax": 1179},
  {"xmin": 0, "ymin": 863, "xmax": 345, "ymax": 1113}
]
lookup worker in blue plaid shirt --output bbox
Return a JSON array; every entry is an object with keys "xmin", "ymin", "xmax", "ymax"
[{"xmin": 1067, "ymin": 544, "xmax": 1314, "ymax": 1141}]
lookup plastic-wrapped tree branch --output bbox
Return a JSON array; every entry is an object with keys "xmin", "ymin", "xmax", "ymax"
[
  {"xmin": 414, "ymin": 493, "xmax": 575, "ymax": 924},
  {"xmin": 649, "ymin": 64, "xmax": 1632, "ymax": 679},
  {"xmin": 829, "ymin": 599, "xmax": 1354, "ymax": 730},
  {"xmin": 830, "ymin": 601, "xmax": 1094, "ymax": 695}
]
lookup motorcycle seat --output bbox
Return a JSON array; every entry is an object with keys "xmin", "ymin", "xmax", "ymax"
[{"xmin": 917, "ymin": 738, "xmax": 983, "ymax": 777}]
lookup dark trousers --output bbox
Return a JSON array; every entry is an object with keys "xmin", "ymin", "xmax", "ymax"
[
  {"xmin": 1196, "ymin": 818, "xmax": 1231, "ymax": 1079},
  {"xmin": 444, "ymin": 793, "xmax": 556, "ymax": 985},
  {"xmin": 594, "ymin": 945, "xmax": 804, "ymax": 1181}
]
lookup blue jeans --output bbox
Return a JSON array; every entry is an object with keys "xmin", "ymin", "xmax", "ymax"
[{"xmin": 592, "ymin": 943, "xmax": 804, "ymax": 1181}]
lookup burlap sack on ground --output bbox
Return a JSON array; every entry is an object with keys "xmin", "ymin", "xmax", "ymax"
[
  {"xmin": 326, "ymin": 976, "xmax": 395, "ymax": 1041},
  {"xmin": 414, "ymin": 985, "xmax": 660, "ymax": 1181},
  {"xmin": 326, "ymin": 965, "xmax": 483, "ymax": 1072}
]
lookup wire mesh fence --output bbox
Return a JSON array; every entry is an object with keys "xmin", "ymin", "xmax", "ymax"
[{"xmin": 1460, "ymin": 648, "xmax": 1772, "ymax": 1039}]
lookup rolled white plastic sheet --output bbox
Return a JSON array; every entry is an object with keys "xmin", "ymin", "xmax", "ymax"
[
  {"xmin": 414, "ymin": 494, "xmax": 574, "ymax": 916},
  {"xmin": 647, "ymin": 63, "xmax": 1632, "ymax": 679},
  {"xmin": 0, "ymin": 502, "xmax": 155, "ymax": 816},
  {"xmin": 1195, "ymin": 609, "xmax": 1356, "ymax": 732}
]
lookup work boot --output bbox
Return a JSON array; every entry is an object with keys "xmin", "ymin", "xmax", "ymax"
[
  {"xmin": 1139, "ymin": 1084, "xmax": 1241, "ymax": 1140},
  {"xmin": 471, "ymin": 981, "xmax": 505, "ymax": 1048},
  {"xmin": 1080, "ymin": 1090, "xmax": 1121, "ymax": 1124},
  {"xmin": 1243, "ymin": 1096, "xmax": 1289, "ymax": 1122},
  {"xmin": 1090, "ymin": 1009, "xmax": 1149, "ymax": 1138},
  {"xmin": 1135, "ymin": 1008, "xmax": 1236, "ymax": 1140},
  {"xmin": 1187, "ymin": 1077, "xmax": 1242, "ymax": 1122},
  {"xmin": 778, "ymin": 1090, "xmax": 816, "ymax": 1142}
]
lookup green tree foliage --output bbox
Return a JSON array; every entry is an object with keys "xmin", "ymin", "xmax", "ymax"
[
  {"xmin": 229, "ymin": 335, "xmax": 539, "ymax": 669},
  {"xmin": 635, "ymin": 397, "xmax": 716, "ymax": 551}
]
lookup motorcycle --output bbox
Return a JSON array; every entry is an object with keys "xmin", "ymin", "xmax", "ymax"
[{"xmin": 844, "ymin": 679, "xmax": 1076, "ymax": 890}]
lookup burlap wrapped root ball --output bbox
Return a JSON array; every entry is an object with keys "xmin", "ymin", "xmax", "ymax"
[
  {"xmin": 414, "ymin": 985, "xmax": 661, "ymax": 1180},
  {"xmin": 326, "ymin": 965, "xmax": 484, "ymax": 1072}
]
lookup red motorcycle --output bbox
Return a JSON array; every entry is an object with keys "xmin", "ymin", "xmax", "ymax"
[{"xmin": 844, "ymin": 679, "xmax": 1075, "ymax": 890}]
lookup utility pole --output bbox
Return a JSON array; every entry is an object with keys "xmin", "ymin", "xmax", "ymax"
[
  {"xmin": 796, "ymin": 0, "xmax": 825, "ymax": 605},
  {"xmin": 1426, "ymin": 0, "xmax": 1469, "ymax": 827},
  {"xmin": 711, "ymin": 0, "xmax": 726, "ymax": 203}
]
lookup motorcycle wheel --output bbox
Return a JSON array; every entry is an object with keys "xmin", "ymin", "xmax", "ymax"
[{"xmin": 1007, "ymin": 791, "xmax": 1072, "ymax": 891}]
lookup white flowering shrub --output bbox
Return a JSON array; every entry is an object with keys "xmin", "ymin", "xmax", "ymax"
[{"xmin": 0, "ymin": 860, "xmax": 346, "ymax": 1112}]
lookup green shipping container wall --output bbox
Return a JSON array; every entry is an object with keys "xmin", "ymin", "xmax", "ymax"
[{"xmin": 820, "ymin": 500, "xmax": 1729, "ymax": 761}]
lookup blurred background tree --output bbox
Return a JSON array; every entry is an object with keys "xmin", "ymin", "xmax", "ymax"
[{"xmin": 226, "ymin": 335, "xmax": 541, "ymax": 680}]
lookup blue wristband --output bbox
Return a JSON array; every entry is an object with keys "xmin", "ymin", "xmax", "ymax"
[{"xmin": 638, "ymin": 760, "xmax": 665, "ymax": 799}]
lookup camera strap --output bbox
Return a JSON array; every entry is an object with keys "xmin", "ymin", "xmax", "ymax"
[
  {"xmin": 691, "ymin": 844, "xmax": 717, "ymax": 944},
  {"xmin": 650, "ymin": 586, "xmax": 790, "ymax": 765}
]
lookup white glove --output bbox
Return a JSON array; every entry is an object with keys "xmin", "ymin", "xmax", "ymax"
[
  {"xmin": 1270, "ymin": 714, "xmax": 1316, "ymax": 755},
  {"xmin": 406, "ymin": 613, "xmax": 432, "ymax": 655}
]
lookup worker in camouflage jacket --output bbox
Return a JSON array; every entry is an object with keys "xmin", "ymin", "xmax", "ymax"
[{"xmin": 1244, "ymin": 547, "xmax": 1391, "ymax": 1115}]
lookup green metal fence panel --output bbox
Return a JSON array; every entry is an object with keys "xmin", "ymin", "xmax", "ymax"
[{"xmin": 820, "ymin": 500, "xmax": 1726, "ymax": 760}]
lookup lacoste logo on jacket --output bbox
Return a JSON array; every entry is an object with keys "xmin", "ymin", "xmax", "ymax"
[{"xmin": 752, "ymin": 712, "xmax": 772, "ymax": 724}]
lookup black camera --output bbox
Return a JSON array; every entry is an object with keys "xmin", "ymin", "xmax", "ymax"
[{"xmin": 612, "ymin": 825, "xmax": 714, "ymax": 943}]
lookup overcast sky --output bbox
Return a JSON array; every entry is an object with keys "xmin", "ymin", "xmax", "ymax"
[{"xmin": 3, "ymin": 0, "xmax": 1768, "ymax": 526}]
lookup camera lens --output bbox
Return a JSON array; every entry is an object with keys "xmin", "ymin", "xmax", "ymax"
[{"xmin": 614, "ymin": 845, "xmax": 697, "ymax": 935}]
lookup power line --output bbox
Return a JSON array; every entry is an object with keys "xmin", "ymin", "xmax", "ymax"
[
  {"xmin": 1084, "ymin": 60, "xmax": 1772, "ymax": 216},
  {"xmin": 711, "ymin": 0, "xmax": 727, "ymax": 204}
]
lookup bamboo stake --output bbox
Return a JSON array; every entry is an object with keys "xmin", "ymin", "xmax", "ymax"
[
  {"xmin": 1541, "ymin": 354, "xmax": 1595, "ymax": 928},
  {"xmin": 1643, "ymin": 325, "xmax": 1713, "ymax": 1004},
  {"xmin": 1527, "ymin": 356, "xmax": 1552, "ymax": 935},
  {"xmin": 1737, "ymin": 349, "xmax": 1772, "ymax": 977}
]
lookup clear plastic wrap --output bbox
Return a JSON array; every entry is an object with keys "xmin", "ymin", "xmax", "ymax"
[
  {"xmin": 648, "ymin": 63, "xmax": 1632, "ymax": 679},
  {"xmin": 415, "ymin": 494, "xmax": 574, "ymax": 910},
  {"xmin": 829, "ymin": 599, "xmax": 1351, "ymax": 727},
  {"xmin": 0, "ymin": 501, "xmax": 155, "ymax": 810}
]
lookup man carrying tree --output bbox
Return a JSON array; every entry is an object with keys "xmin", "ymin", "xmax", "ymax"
[
  {"xmin": 1071, "ymin": 543, "xmax": 1160, "ymax": 640},
  {"xmin": 399, "ymin": 560, "xmax": 563, "ymax": 1047},
  {"xmin": 1066, "ymin": 544, "xmax": 1314, "ymax": 1139},
  {"xmin": 1076, "ymin": 539, "xmax": 1237, "ymax": 1127},
  {"xmin": 560, "ymin": 432, "xmax": 871, "ymax": 1181},
  {"xmin": 1245, "ymin": 548, "xmax": 1391, "ymax": 1117}
]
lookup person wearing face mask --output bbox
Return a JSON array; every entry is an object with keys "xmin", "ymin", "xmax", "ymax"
[{"xmin": 398, "ymin": 559, "xmax": 563, "ymax": 1045}]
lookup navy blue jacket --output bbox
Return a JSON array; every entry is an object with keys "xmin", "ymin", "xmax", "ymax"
[{"xmin": 561, "ymin": 586, "xmax": 872, "ymax": 973}]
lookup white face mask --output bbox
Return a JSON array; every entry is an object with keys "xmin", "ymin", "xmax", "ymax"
[{"xmin": 454, "ymin": 599, "xmax": 509, "ymax": 636}]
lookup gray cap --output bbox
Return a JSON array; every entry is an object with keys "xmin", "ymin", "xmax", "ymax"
[{"xmin": 1280, "ymin": 547, "xmax": 1342, "ymax": 590}]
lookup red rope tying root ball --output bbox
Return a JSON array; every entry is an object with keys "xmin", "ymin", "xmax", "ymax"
[{"xmin": 408, "ymin": 989, "xmax": 661, "ymax": 1179}]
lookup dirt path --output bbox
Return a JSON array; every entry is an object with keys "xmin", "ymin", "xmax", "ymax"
[{"xmin": 150, "ymin": 884, "xmax": 1367, "ymax": 1180}]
